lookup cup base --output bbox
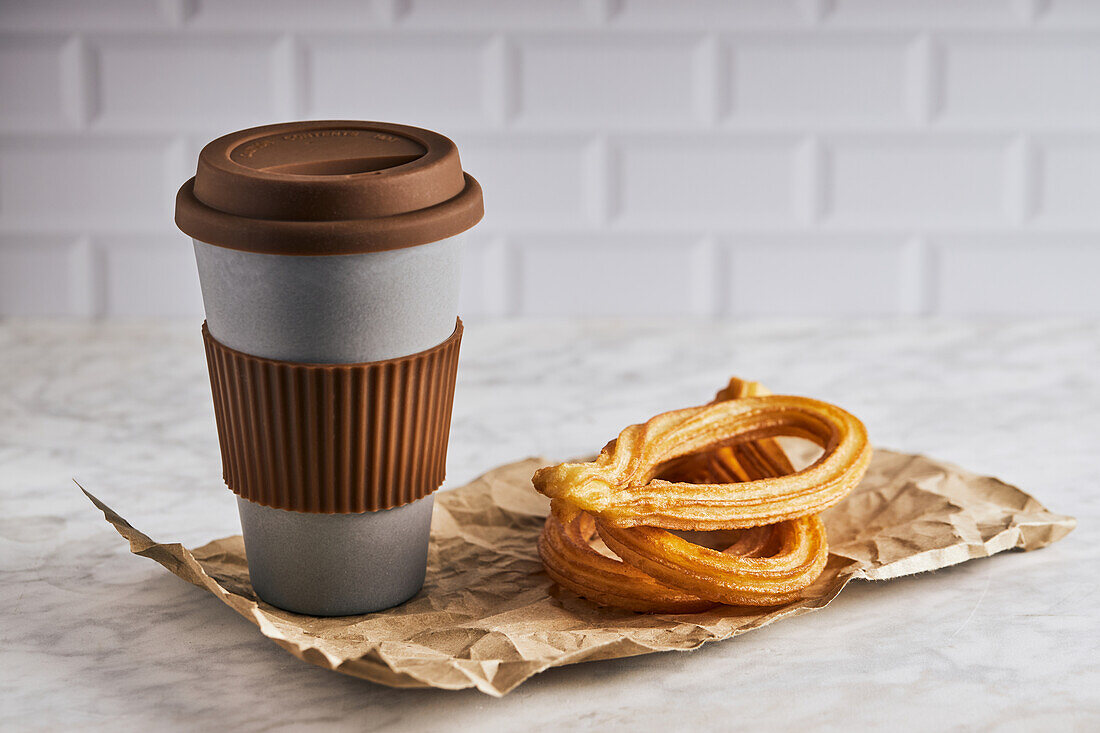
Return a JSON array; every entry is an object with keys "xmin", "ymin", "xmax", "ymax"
[{"xmin": 237, "ymin": 494, "xmax": 434, "ymax": 616}]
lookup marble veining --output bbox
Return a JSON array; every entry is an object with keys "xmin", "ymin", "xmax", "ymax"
[{"xmin": 1, "ymin": 318, "xmax": 1097, "ymax": 731}]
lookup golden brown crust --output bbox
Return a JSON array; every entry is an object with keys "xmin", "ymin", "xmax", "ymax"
[
  {"xmin": 533, "ymin": 376, "xmax": 870, "ymax": 612},
  {"xmin": 595, "ymin": 515, "xmax": 828, "ymax": 606},
  {"xmin": 537, "ymin": 510, "xmax": 717, "ymax": 613},
  {"xmin": 531, "ymin": 394, "xmax": 870, "ymax": 531}
]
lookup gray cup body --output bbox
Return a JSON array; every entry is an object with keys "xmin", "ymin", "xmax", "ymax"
[{"xmin": 194, "ymin": 235, "xmax": 463, "ymax": 616}]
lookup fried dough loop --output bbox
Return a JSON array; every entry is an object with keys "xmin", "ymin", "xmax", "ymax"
[{"xmin": 534, "ymin": 377, "xmax": 871, "ymax": 613}]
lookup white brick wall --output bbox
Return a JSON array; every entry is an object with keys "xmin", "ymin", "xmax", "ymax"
[
  {"xmin": 514, "ymin": 34, "xmax": 709, "ymax": 127},
  {"xmin": 727, "ymin": 35, "xmax": 915, "ymax": 123},
  {"xmin": 615, "ymin": 136, "xmax": 809, "ymax": 226},
  {"xmin": 515, "ymin": 233, "xmax": 713, "ymax": 316},
  {"xmin": 823, "ymin": 135, "xmax": 1014, "ymax": 226},
  {"xmin": 1, "ymin": 0, "xmax": 1098, "ymax": 318},
  {"xmin": 722, "ymin": 235, "xmax": 924, "ymax": 316},
  {"xmin": 938, "ymin": 35, "xmax": 1100, "ymax": 125}
]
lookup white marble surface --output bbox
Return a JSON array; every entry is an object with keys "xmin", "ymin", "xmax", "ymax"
[{"xmin": 1, "ymin": 318, "xmax": 1097, "ymax": 732}]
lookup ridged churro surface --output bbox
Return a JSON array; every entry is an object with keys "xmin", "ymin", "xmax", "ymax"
[{"xmin": 534, "ymin": 377, "xmax": 870, "ymax": 612}]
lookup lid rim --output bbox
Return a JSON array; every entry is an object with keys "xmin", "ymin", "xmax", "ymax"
[
  {"xmin": 177, "ymin": 120, "xmax": 482, "ymax": 255},
  {"xmin": 176, "ymin": 174, "xmax": 484, "ymax": 256}
]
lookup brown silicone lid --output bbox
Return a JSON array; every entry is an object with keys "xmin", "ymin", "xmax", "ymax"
[
  {"xmin": 176, "ymin": 120, "xmax": 483, "ymax": 255},
  {"xmin": 203, "ymin": 319, "xmax": 463, "ymax": 513}
]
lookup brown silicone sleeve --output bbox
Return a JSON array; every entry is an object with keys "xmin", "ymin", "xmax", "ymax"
[{"xmin": 202, "ymin": 319, "xmax": 462, "ymax": 513}]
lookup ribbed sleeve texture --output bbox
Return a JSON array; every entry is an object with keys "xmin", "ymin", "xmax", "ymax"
[{"xmin": 202, "ymin": 319, "xmax": 462, "ymax": 513}]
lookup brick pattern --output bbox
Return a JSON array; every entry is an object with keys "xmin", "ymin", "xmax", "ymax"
[{"xmin": 1, "ymin": 0, "xmax": 1099, "ymax": 318}]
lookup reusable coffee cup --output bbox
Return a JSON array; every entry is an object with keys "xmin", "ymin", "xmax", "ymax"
[{"xmin": 175, "ymin": 121, "xmax": 483, "ymax": 616}]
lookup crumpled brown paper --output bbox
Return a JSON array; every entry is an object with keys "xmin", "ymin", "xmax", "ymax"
[{"xmin": 83, "ymin": 448, "xmax": 1075, "ymax": 697}]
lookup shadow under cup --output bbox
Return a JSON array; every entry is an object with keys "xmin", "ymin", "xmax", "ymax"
[{"xmin": 176, "ymin": 121, "xmax": 483, "ymax": 616}]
